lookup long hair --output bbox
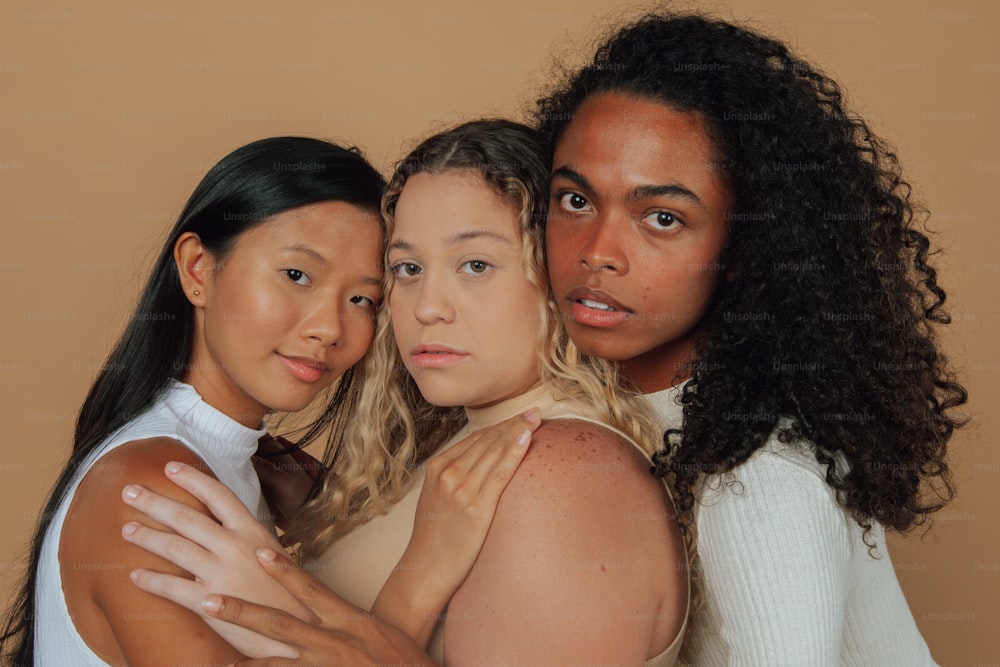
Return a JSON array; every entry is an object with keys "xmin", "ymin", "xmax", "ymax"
[
  {"xmin": 286, "ymin": 119, "xmax": 667, "ymax": 560},
  {"xmin": 1, "ymin": 136, "xmax": 386, "ymax": 666},
  {"xmin": 536, "ymin": 13, "xmax": 968, "ymax": 552}
]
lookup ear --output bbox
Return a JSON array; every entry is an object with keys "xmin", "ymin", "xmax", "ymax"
[{"xmin": 174, "ymin": 232, "xmax": 211, "ymax": 307}]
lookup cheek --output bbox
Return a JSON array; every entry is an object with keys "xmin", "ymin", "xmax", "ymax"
[
  {"xmin": 545, "ymin": 229, "xmax": 574, "ymax": 273},
  {"xmin": 672, "ymin": 268, "xmax": 722, "ymax": 316}
]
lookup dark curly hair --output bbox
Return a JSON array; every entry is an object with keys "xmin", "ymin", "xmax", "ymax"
[{"xmin": 535, "ymin": 12, "xmax": 968, "ymax": 551}]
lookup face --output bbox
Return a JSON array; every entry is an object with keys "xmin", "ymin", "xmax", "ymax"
[
  {"xmin": 181, "ymin": 201, "xmax": 383, "ymax": 426},
  {"xmin": 547, "ymin": 92, "xmax": 733, "ymax": 392},
  {"xmin": 388, "ymin": 170, "xmax": 543, "ymax": 410}
]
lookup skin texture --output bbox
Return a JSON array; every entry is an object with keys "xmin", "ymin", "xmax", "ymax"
[
  {"xmin": 547, "ymin": 92, "xmax": 732, "ymax": 392},
  {"xmin": 177, "ymin": 200, "xmax": 383, "ymax": 425},
  {"xmin": 388, "ymin": 170, "xmax": 544, "ymax": 409},
  {"xmin": 443, "ymin": 419, "xmax": 687, "ymax": 665},
  {"xmin": 58, "ymin": 201, "xmax": 383, "ymax": 664}
]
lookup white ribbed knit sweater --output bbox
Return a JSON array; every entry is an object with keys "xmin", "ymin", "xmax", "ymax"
[{"xmin": 645, "ymin": 386, "xmax": 938, "ymax": 667}]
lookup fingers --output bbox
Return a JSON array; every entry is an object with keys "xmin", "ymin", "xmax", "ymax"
[
  {"xmin": 430, "ymin": 409, "xmax": 540, "ymax": 497},
  {"xmin": 160, "ymin": 461, "xmax": 263, "ymax": 529},
  {"xmin": 202, "ymin": 594, "xmax": 317, "ymax": 649},
  {"xmin": 129, "ymin": 566, "xmax": 207, "ymax": 611},
  {"xmin": 121, "ymin": 482, "xmax": 233, "ymax": 545},
  {"xmin": 121, "ymin": 519, "xmax": 213, "ymax": 574},
  {"xmin": 254, "ymin": 548, "xmax": 356, "ymax": 625},
  {"xmin": 465, "ymin": 422, "xmax": 535, "ymax": 501},
  {"xmin": 432, "ymin": 409, "xmax": 541, "ymax": 468}
]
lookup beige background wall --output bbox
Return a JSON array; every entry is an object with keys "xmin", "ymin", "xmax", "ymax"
[{"xmin": 1, "ymin": 0, "xmax": 996, "ymax": 662}]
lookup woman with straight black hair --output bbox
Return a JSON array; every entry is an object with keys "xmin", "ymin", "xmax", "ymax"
[{"xmin": 0, "ymin": 136, "xmax": 393, "ymax": 665}]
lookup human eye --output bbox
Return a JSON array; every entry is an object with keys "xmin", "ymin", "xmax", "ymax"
[
  {"xmin": 642, "ymin": 210, "xmax": 683, "ymax": 231},
  {"xmin": 458, "ymin": 259, "xmax": 493, "ymax": 276},
  {"xmin": 283, "ymin": 268, "xmax": 312, "ymax": 286},
  {"xmin": 390, "ymin": 261, "xmax": 422, "ymax": 280},
  {"xmin": 557, "ymin": 191, "xmax": 592, "ymax": 213},
  {"xmin": 350, "ymin": 294, "xmax": 379, "ymax": 309}
]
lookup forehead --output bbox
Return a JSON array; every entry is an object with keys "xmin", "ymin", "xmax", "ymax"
[
  {"xmin": 554, "ymin": 92, "xmax": 721, "ymax": 182},
  {"xmin": 392, "ymin": 170, "xmax": 521, "ymax": 241}
]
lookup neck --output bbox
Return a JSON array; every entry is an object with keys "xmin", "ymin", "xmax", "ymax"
[{"xmin": 620, "ymin": 359, "xmax": 692, "ymax": 394}]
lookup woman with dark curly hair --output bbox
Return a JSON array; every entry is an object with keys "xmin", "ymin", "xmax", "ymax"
[{"xmin": 536, "ymin": 11, "xmax": 967, "ymax": 666}]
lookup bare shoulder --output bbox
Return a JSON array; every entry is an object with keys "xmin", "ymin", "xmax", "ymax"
[
  {"xmin": 58, "ymin": 437, "xmax": 241, "ymax": 664},
  {"xmin": 61, "ymin": 436, "xmax": 213, "ymax": 581},
  {"xmin": 79, "ymin": 436, "xmax": 211, "ymax": 486},
  {"xmin": 444, "ymin": 421, "xmax": 688, "ymax": 663},
  {"xmin": 508, "ymin": 418, "xmax": 667, "ymax": 508},
  {"xmin": 63, "ymin": 436, "xmax": 217, "ymax": 574}
]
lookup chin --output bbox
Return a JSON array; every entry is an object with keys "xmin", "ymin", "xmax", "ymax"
[
  {"xmin": 410, "ymin": 381, "xmax": 464, "ymax": 408},
  {"xmin": 567, "ymin": 332, "xmax": 633, "ymax": 363}
]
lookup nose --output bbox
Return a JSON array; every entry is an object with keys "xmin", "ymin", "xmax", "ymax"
[
  {"xmin": 412, "ymin": 273, "xmax": 456, "ymax": 325},
  {"xmin": 578, "ymin": 213, "xmax": 628, "ymax": 274},
  {"xmin": 300, "ymin": 299, "xmax": 343, "ymax": 347}
]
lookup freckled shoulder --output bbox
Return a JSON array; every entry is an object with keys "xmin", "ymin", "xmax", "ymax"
[
  {"xmin": 515, "ymin": 418, "xmax": 660, "ymax": 491},
  {"xmin": 444, "ymin": 421, "xmax": 686, "ymax": 663}
]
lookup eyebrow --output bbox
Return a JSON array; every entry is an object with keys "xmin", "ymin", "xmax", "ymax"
[
  {"xmin": 282, "ymin": 244, "xmax": 326, "ymax": 262},
  {"xmin": 284, "ymin": 245, "xmax": 382, "ymax": 287},
  {"xmin": 389, "ymin": 228, "xmax": 517, "ymax": 252},
  {"xmin": 551, "ymin": 166, "xmax": 704, "ymax": 209}
]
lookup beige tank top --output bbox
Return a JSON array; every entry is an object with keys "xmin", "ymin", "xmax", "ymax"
[{"xmin": 310, "ymin": 384, "xmax": 688, "ymax": 665}]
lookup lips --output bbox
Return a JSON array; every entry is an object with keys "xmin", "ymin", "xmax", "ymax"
[
  {"xmin": 565, "ymin": 287, "xmax": 632, "ymax": 328},
  {"xmin": 278, "ymin": 354, "xmax": 330, "ymax": 383},
  {"xmin": 409, "ymin": 343, "xmax": 469, "ymax": 368}
]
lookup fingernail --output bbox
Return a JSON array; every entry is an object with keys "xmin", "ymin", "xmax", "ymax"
[
  {"xmin": 523, "ymin": 408, "xmax": 541, "ymax": 423},
  {"xmin": 165, "ymin": 461, "xmax": 184, "ymax": 474},
  {"xmin": 129, "ymin": 570, "xmax": 140, "ymax": 583},
  {"xmin": 518, "ymin": 429, "xmax": 532, "ymax": 447},
  {"xmin": 122, "ymin": 522, "xmax": 138, "ymax": 538},
  {"xmin": 201, "ymin": 595, "xmax": 224, "ymax": 613},
  {"xmin": 257, "ymin": 547, "xmax": 278, "ymax": 563},
  {"xmin": 122, "ymin": 485, "xmax": 141, "ymax": 501}
]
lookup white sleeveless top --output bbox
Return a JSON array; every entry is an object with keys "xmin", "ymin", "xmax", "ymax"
[{"xmin": 34, "ymin": 380, "xmax": 267, "ymax": 666}]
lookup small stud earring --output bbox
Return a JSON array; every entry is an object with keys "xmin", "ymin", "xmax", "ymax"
[{"xmin": 193, "ymin": 290, "xmax": 200, "ymax": 296}]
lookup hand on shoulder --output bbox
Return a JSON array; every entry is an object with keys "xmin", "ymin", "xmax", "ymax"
[{"xmin": 60, "ymin": 437, "xmax": 245, "ymax": 665}]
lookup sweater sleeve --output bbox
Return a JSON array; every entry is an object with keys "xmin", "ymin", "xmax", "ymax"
[{"xmin": 696, "ymin": 445, "xmax": 854, "ymax": 666}]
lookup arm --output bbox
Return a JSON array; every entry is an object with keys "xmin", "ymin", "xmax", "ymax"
[
  {"xmin": 696, "ymin": 447, "xmax": 852, "ymax": 666},
  {"xmin": 202, "ymin": 548, "xmax": 439, "ymax": 667},
  {"xmin": 123, "ymin": 411, "xmax": 540, "ymax": 652},
  {"xmin": 59, "ymin": 438, "xmax": 259, "ymax": 665},
  {"xmin": 372, "ymin": 408, "xmax": 540, "ymax": 646},
  {"xmin": 443, "ymin": 419, "xmax": 688, "ymax": 666}
]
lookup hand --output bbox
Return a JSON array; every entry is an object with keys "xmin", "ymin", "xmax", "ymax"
[
  {"xmin": 373, "ymin": 408, "xmax": 541, "ymax": 646},
  {"xmin": 254, "ymin": 435, "xmax": 325, "ymax": 530},
  {"xmin": 203, "ymin": 548, "xmax": 438, "ymax": 667},
  {"xmin": 121, "ymin": 461, "xmax": 314, "ymax": 658}
]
